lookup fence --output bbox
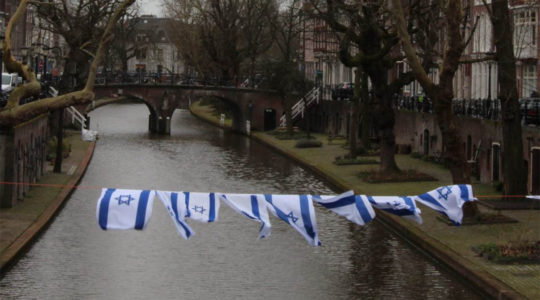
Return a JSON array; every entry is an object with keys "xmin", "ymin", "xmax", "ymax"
[{"xmin": 393, "ymin": 95, "xmax": 540, "ymax": 126}]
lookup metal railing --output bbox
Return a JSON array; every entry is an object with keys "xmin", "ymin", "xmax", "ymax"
[
  {"xmin": 280, "ymin": 87, "xmax": 320, "ymax": 127},
  {"xmin": 66, "ymin": 106, "xmax": 87, "ymax": 129},
  {"xmin": 393, "ymin": 95, "xmax": 540, "ymax": 126}
]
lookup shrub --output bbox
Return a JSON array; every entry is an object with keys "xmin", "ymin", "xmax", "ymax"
[
  {"xmin": 334, "ymin": 157, "xmax": 379, "ymax": 165},
  {"xmin": 46, "ymin": 137, "xmax": 71, "ymax": 160},
  {"xmin": 295, "ymin": 139, "xmax": 322, "ymax": 148}
]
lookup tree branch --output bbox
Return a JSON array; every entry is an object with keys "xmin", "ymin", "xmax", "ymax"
[{"xmin": 0, "ymin": 0, "xmax": 136, "ymax": 125}]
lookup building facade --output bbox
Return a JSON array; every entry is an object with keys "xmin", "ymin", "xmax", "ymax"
[{"xmin": 126, "ymin": 15, "xmax": 184, "ymax": 75}]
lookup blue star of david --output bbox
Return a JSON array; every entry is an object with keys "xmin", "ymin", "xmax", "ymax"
[
  {"xmin": 437, "ymin": 186, "xmax": 452, "ymax": 201},
  {"xmin": 115, "ymin": 194, "xmax": 135, "ymax": 206},
  {"xmin": 287, "ymin": 211, "xmax": 299, "ymax": 223},
  {"xmin": 192, "ymin": 205, "xmax": 206, "ymax": 214}
]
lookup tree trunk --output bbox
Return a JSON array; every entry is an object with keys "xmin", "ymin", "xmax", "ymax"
[
  {"xmin": 492, "ymin": 0, "xmax": 528, "ymax": 197},
  {"xmin": 371, "ymin": 70, "xmax": 399, "ymax": 173},
  {"xmin": 376, "ymin": 98, "xmax": 399, "ymax": 173},
  {"xmin": 360, "ymin": 71, "xmax": 371, "ymax": 150},
  {"xmin": 349, "ymin": 69, "xmax": 361, "ymax": 158},
  {"xmin": 53, "ymin": 108, "xmax": 64, "ymax": 173}
]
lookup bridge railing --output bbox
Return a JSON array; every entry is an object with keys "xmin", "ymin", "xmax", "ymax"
[
  {"xmin": 393, "ymin": 95, "xmax": 540, "ymax": 126},
  {"xmin": 95, "ymin": 72, "xmax": 248, "ymax": 87}
]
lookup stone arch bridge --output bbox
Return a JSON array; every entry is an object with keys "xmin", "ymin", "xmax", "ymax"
[{"xmin": 91, "ymin": 84, "xmax": 284, "ymax": 134}]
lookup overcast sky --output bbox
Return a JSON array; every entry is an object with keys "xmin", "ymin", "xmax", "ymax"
[{"xmin": 139, "ymin": 0, "xmax": 164, "ymax": 17}]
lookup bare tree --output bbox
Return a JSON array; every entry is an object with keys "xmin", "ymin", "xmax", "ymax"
[
  {"xmin": 392, "ymin": 0, "xmax": 482, "ymax": 217},
  {"xmin": 0, "ymin": 0, "xmax": 136, "ymax": 126},
  {"xmin": 392, "ymin": 0, "xmax": 476, "ymax": 183},
  {"xmin": 106, "ymin": 6, "xmax": 144, "ymax": 74},
  {"xmin": 164, "ymin": 0, "xmax": 276, "ymax": 83},
  {"xmin": 32, "ymin": 0, "xmax": 130, "ymax": 92},
  {"xmin": 268, "ymin": 0, "xmax": 304, "ymax": 133},
  {"xmin": 313, "ymin": 0, "xmax": 414, "ymax": 172}
]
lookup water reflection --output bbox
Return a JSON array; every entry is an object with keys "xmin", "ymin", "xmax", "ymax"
[{"xmin": 0, "ymin": 104, "xmax": 479, "ymax": 299}]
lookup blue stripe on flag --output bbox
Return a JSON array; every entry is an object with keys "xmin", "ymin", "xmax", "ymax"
[
  {"xmin": 171, "ymin": 192, "xmax": 191, "ymax": 238},
  {"xmin": 265, "ymin": 194, "xmax": 291, "ymax": 225},
  {"xmin": 184, "ymin": 192, "xmax": 190, "ymax": 218},
  {"xmin": 458, "ymin": 184, "xmax": 469, "ymax": 201},
  {"xmin": 209, "ymin": 193, "xmax": 216, "ymax": 222},
  {"xmin": 98, "ymin": 188, "xmax": 116, "ymax": 230},
  {"xmin": 299, "ymin": 195, "xmax": 316, "ymax": 240},
  {"xmin": 417, "ymin": 192, "xmax": 445, "ymax": 209},
  {"xmin": 251, "ymin": 195, "xmax": 267, "ymax": 237},
  {"xmin": 135, "ymin": 190, "xmax": 150, "ymax": 230},
  {"xmin": 367, "ymin": 195, "xmax": 376, "ymax": 204},
  {"xmin": 251, "ymin": 195, "xmax": 261, "ymax": 220},
  {"xmin": 402, "ymin": 196, "xmax": 415, "ymax": 211},
  {"xmin": 318, "ymin": 195, "xmax": 355, "ymax": 209},
  {"xmin": 354, "ymin": 195, "xmax": 374, "ymax": 223}
]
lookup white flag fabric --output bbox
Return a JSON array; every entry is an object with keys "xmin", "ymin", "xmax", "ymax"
[
  {"xmin": 156, "ymin": 191, "xmax": 194, "ymax": 239},
  {"xmin": 184, "ymin": 192, "xmax": 220, "ymax": 223},
  {"xmin": 219, "ymin": 193, "xmax": 271, "ymax": 239},
  {"xmin": 415, "ymin": 184, "xmax": 476, "ymax": 225},
  {"xmin": 313, "ymin": 191, "xmax": 375, "ymax": 226},
  {"xmin": 527, "ymin": 195, "xmax": 540, "ymax": 200},
  {"xmin": 96, "ymin": 188, "xmax": 155, "ymax": 230},
  {"xmin": 264, "ymin": 194, "xmax": 320, "ymax": 246},
  {"xmin": 366, "ymin": 195, "xmax": 423, "ymax": 224}
]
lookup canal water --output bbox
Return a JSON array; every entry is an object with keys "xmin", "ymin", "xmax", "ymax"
[{"xmin": 0, "ymin": 104, "xmax": 480, "ymax": 299}]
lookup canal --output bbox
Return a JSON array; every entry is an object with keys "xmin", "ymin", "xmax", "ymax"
[{"xmin": 0, "ymin": 103, "xmax": 480, "ymax": 299}]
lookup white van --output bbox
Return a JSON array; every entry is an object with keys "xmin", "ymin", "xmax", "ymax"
[{"xmin": 2, "ymin": 73, "xmax": 19, "ymax": 92}]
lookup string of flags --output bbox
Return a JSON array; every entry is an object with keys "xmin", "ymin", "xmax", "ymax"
[{"xmin": 96, "ymin": 185, "xmax": 476, "ymax": 246}]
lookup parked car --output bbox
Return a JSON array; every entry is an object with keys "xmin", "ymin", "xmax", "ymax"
[
  {"xmin": 331, "ymin": 82, "xmax": 354, "ymax": 100},
  {"xmin": 520, "ymin": 97, "xmax": 540, "ymax": 125},
  {"xmin": 1, "ymin": 73, "xmax": 19, "ymax": 93}
]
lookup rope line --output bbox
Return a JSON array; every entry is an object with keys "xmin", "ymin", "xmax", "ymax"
[{"xmin": 0, "ymin": 181, "xmax": 537, "ymax": 198}]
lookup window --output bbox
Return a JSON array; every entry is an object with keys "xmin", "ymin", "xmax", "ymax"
[
  {"xmin": 514, "ymin": 8, "xmax": 537, "ymax": 56},
  {"xmin": 473, "ymin": 13, "xmax": 492, "ymax": 53},
  {"xmin": 522, "ymin": 64, "xmax": 537, "ymax": 97},
  {"xmin": 136, "ymin": 48, "xmax": 147, "ymax": 60},
  {"xmin": 156, "ymin": 49, "xmax": 163, "ymax": 61}
]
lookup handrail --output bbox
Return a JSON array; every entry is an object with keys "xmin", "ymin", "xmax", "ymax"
[
  {"xmin": 66, "ymin": 106, "xmax": 87, "ymax": 129},
  {"xmin": 280, "ymin": 87, "xmax": 320, "ymax": 127}
]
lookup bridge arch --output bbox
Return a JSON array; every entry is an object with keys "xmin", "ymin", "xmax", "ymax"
[{"xmin": 93, "ymin": 84, "xmax": 285, "ymax": 135}]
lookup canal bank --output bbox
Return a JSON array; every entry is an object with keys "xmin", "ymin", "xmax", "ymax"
[
  {"xmin": 190, "ymin": 102, "xmax": 539, "ymax": 300},
  {"xmin": 0, "ymin": 130, "xmax": 95, "ymax": 272}
]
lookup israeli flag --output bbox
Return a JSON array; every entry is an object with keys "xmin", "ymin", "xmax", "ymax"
[
  {"xmin": 264, "ymin": 194, "xmax": 320, "ymax": 246},
  {"xmin": 313, "ymin": 191, "xmax": 375, "ymax": 226},
  {"xmin": 366, "ymin": 195, "xmax": 423, "ymax": 224},
  {"xmin": 219, "ymin": 193, "xmax": 271, "ymax": 239},
  {"xmin": 96, "ymin": 188, "xmax": 155, "ymax": 230},
  {"xmin": 415, "ymin": 184, "xmax": 476, "ymax": 225},
  {"xmin": 184, "ymin": 192, "xmax": 220, "ymax": 223},
  {"xmin": 156, "ymin": 191, "xmax": 194, "ymax": 239}
]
